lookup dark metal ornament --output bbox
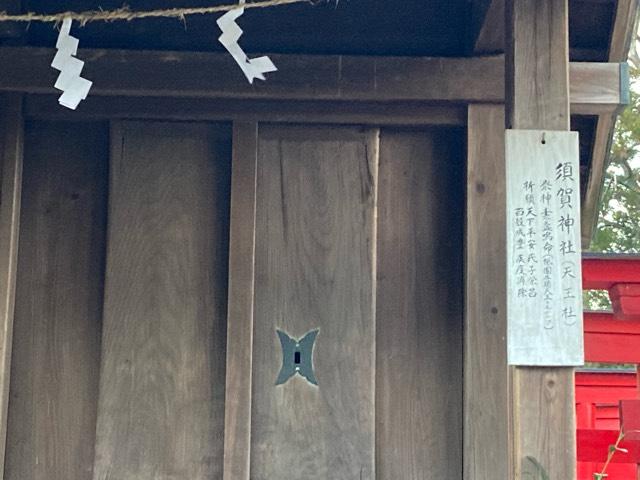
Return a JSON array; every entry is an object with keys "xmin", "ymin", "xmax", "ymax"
[{"xmin": 275, "ymin": 329, "xmax": 319, "ymax": 386}]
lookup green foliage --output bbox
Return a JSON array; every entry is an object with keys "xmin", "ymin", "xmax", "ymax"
[
  {"xmin": 589, "ymin": 67, "xmax": 640, "ymax": 255},
  {"xmin": 586, "ymin": 65, "xmax": 640, "ymax": 311}
]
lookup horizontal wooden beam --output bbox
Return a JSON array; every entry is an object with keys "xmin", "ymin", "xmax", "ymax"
[
  {"xmin": 0, "ymin": 47, "xmax": 504, "ymax": 103},
  {"xmin": 570, "ymin": 62, "xmax": 629, "ymax": 115},
  {"xmin": 24, "ymin": 95, "xmax": 467, "ymax": 126},
  {"xmin": 0, "ymin": 47, "xmax": 628, "ymax": 115}
]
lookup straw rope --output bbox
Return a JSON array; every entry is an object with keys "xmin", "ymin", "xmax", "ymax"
[{"xmin": 0, "ymin": 0, "xmax": 314, "ymax": 25}]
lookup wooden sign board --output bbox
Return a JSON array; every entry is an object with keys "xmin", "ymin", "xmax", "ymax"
[{"xmin": 506, "ymin": 129, "xmax": 584, "ymax": 366}]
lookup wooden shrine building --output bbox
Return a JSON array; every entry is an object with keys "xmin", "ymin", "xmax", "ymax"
[{"xmin": 0, "ymin": 0, "xmax": 638, "ymax": 479}]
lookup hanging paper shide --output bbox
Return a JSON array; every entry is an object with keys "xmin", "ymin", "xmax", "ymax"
[
  {"xmin": 43, "ymin": 3, "xmax": 278, "ymax": 110},
  {"xmin": 217, "ymin": 4, "xmax": 277, "ymax": 84},
  {"xmin": 51, "ymin": 18, "xmax": 92, "ymax": 110}
]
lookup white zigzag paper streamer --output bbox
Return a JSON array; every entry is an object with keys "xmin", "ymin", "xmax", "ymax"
[
  {"xmin": 217, "ymin": 6, "xmax": 277, "ymax": 84},
  {"xmin": 51, "ymin": 18, "xmax": 92, "ymax": 110}
]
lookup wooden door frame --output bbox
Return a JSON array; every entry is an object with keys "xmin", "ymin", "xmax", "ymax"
[{"xmin": 0, "ymin": 93, "xmax": 23, "ymax": 480}]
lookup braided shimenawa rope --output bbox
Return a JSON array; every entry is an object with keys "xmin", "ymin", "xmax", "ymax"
[{"xmin": 0, "ymin": 0, "xmax": 314, "ymax": 25}]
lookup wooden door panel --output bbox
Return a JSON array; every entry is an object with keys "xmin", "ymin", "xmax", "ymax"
[
  {"xmin": 92, "ymin": 121, "xmax": 231, "ymax": 480},
  {"xmin": 376, "ymin": 129, "xmax": 464, "ymax": 479},
  {"xmin": 5, "ymin": 121, "xmax": 108, "ymax": 480},
  {"xmin": 5, "ymin": 119, "xmax": 464, "ymax": 480},
  {"xmin": 250, "ymin": 125, "xmax": 379, "ymax": 480}
]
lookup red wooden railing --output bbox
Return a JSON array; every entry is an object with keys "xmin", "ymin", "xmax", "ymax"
[{"xmin": 578, "ymin": 254, "xmax": 640, "ymax": 479}]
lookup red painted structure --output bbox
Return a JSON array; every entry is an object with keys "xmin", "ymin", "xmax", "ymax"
[
  {"xmin": 582, "ymin": 254, "xmax": 640, "ymax": 321},
  {"xmin": 577, "ymin": 254, "xmax": 640, "ymax": 479}
]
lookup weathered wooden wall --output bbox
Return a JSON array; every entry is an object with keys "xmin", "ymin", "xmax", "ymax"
[
  {"xmin": 377, "ymin": 129, "xmax": 463, "ymax": 479},
  {"xmin": 4, "ymin": 120, "xmax": 107, "ymax": 480},
  {"xmin": 92, "ymin": 122, "xmax": 231, "ymax": 480},
  {"xmin": 250, "ymin": 125, "xmax": 378, "ymax": 479},
  {"xmin": 2, "ymin": 119, "xmax": 464, "ymax": 480}
]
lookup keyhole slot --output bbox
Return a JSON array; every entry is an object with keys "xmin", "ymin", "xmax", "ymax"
[{"xmin": 294, "ymin": 351, "xmax": 301, "ymax": 365}]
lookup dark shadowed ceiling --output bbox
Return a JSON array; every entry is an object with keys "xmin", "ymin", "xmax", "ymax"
[
  {"xmin": 0, "ymin": 0, "xmax": 616, "ymax": 61},
  {"xmin": 22, "ymin": 0, "xmax": 469, "ymax": 56},
  {"xmin": 17, "ymin": 0, "xmax": 617, "ymax": 60}
]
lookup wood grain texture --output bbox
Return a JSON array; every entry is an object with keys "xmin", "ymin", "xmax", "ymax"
[
  {"xmin": 570, "ymin": 62, "xmax": 625, "ymax": 115},
  {"xmin": 506, "ymin": 1, "xmax": 576, "ymax": 478},
  {"xmin": 0, "ymin": 93, "xmax": 22, "ymax": 480},
  {"xmin": 581, "ymin": 114, "xmax": 615, "ymax": 247},
  {"xmin": 223, "ymin": 122, "xmax": 258, "ymax": 480},
  {"xmin": 4, "ymin": 120, "xmax": 107, "ymax": 480},
  {"xmin": 376, "ymin": 129, "xmax": 463, "ymax": 479},
  {"xmin": 506, "ymin": 0, "xmax": 570, "ymax": 130},
  {"xmin": 0, "ymin": 47, "xmax": 505, "ymax": 103},
  {"xmin": 465, "ymin": 104, "xmax": 509, "ymax": 480},
  {"xmin": 512, "ymin": 367, "xmax": 577, "ymax": 478},
  {"xmin": 0, "ymin": 47, "xmax": 629, "ymax": 116},
  {"xmin": 250, "ymin": 125, "xmax": 378, "ymax": 480},
  {"xmin": 93, "ymin": 121, "xmax": 231, "ymax": 480},
  {"xmin": 24, "ymin": 96, "xmax": 468, "ymax": 128}
]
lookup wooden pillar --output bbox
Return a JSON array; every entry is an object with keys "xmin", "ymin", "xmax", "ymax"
[
  {"xmin": 0, "ymin": 93, "xmax": 23, "ymax": 480},
  {"xmin": 223, "ymin": 122, "xmax": 258, "ymax": 480},
  {"xmin": 465, "ymin": 104, "xmax": 510, "ymax": 480},
  {"xmin": 506, "ymin": 1, "xmax": 576, "ymax": 479}
]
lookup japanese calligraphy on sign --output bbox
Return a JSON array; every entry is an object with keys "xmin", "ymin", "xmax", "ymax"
[{"xmin": 506, "ymin": 130, "xmax": 584, "ymax": 366}]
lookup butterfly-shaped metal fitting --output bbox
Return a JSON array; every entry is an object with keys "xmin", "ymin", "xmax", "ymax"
[{"xmin": 275, "ymin": 329, "xmax": 319, "ymax": 386}]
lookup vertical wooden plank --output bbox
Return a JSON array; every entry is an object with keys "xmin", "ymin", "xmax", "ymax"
[
  {"xmin": 250, "ymin": 125, "xmax": 378, "ymax": 480},
  {"xmin": 465, "ymin": 104, "xmax": 509, "ymax": 480},
  {"xmin": 505, "ymin": 0, "xmax": 570, "ymax": 131},
  {"xmin": 0, "ymin": 93, "xmax": 22, "ymax": 480},
  {"xmin": 505, "ymin": 1, "xmax": 576, "ymax": 479},
  {"xmin": 223, "ymin": 122, "xmax": 258, "ymax": 480},
  {"xmin": 93, "ymin": 121, "xmax": 231, "ymax": 480},
  {"xmin": 377, "ymin": 129, "xmax": 463, "ymax": 479},
  {"xmin": 608, "ymin": 0, "xmax": 639, "ymax": 63},
  {"xmin": 4, "ymin": 120, "xmax": 108, "ymax": 480},
  {"xmin": 581, "ymin": 115, "xmax": 615, "ymax": 247}
]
